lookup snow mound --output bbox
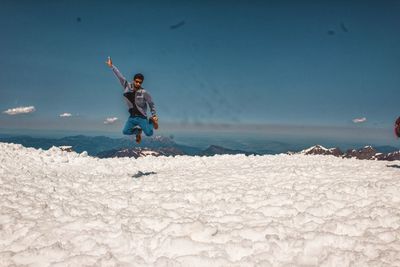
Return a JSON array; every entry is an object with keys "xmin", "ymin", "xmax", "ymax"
[{"xmin": 1, "ymin": 142, "xmax": 400, "ymax": 266}]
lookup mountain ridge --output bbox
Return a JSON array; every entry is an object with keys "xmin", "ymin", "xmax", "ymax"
[
  {"xmin": 298, "ymin": 144, "xmax": 400, "ymax": 161},
  {"xmin": 0, "ymin": 135, "xmax": 399, "ymax": 160}
]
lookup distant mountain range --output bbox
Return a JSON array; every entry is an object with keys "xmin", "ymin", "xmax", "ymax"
[
  {"xmin": 97, "ymin": 146, "xmax": 186, "ymax": 158},
  {"xmin": 0, "ymin": 134, "xmax": 202, "ymax": 156},
  {"xmin": 298, "ymin": 145, "xmax": 400, "ymax": 161},
  {"xmin": 97, "ymin": 145, "xmax": 257, "ymax": 159},
  {"xmin": 0, "ymin": 135, "xmax": 399, "ymax": 160}
]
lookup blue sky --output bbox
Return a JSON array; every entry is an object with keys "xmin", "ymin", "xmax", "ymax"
[{"xmin": 0, "ymin": 0, "xmax": 399, "ymax": 144}]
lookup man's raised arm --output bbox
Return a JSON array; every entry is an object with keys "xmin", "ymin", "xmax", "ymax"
[{"xmin": 106, "ymin": 56, "xmax": 128, "ymax": 89}]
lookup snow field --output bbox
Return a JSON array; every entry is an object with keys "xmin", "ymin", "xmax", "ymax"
[{"xmin": 0, "ymin": 142, "xmax": 400, "ymax": 266}]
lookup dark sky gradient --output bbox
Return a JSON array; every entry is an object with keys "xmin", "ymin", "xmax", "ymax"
[{"xmin": 0, "ymin": 0, "xmax": 399, "ymax": 143}]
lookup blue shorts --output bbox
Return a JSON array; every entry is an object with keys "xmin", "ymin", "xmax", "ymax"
[{"xmin": 122, "ymin": 116, "xmax": 154, "ymax": 136}]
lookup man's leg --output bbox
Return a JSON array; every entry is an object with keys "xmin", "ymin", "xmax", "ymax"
[
  {"xmin": 137, "ymin": 117, "xmax": 154, "ymax": 137},
  {"xmin": 122, "ymin": 117, "xmax": 140, "ymax": 135}
]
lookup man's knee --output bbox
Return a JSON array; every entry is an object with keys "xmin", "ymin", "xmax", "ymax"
[
  {"xmin": 122, "ymin": 128, "xmax": 132, "ymax": 135},
  {"xmin": 143, "ymin": 129, "xmax": 153, "ymax": 136}
]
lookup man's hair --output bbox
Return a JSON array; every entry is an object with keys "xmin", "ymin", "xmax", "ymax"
[{"xmin": 133, "ymin": 73, "xmax": 144, "ymax": 81}]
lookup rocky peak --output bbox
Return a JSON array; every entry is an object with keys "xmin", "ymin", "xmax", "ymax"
[
  {"xmin": 343, "ymin": 146, "xmax": 378, "ymax": 160},
  {"xmin": 301, "ymin": 145, "xmax": 343, "ymax": 156}
]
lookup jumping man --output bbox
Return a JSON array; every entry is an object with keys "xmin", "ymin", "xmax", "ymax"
[{"xmin": 106, "ymin": 57, "xmax": 158, "ymax": 143}]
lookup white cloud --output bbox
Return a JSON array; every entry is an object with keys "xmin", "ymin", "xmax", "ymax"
[
  {"xmin": 353, "ymin": 117, "xmax": 367, "ymax": 123},
  {"xmin": 3, "ymin": 106, "xmax": 36, "ymax": 115},
  {"xmin": 60, "ymin": 113, "xmax": 72, "ymax": 118},
  {"xmin": 104, "ymin": 117, "xmax": 118, "ymax": 124}
]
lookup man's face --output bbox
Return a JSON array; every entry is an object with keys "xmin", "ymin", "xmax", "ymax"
[{"xmin": 133, "ymin": 79, "xmax": 143, "ymax": 89}]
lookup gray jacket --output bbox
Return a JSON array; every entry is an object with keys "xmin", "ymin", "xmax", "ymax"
[{"xmin": 111, "ymin": 65, "xmax": 156, "ymax": 118}]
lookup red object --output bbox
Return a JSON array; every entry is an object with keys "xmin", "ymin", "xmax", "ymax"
[{"xmin": 395, "ymin": 116, "xmax": 400, "ymax": 138}]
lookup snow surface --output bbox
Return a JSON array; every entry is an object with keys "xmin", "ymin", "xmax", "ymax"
[{"xmin": 1, "ymin": 142, "xmax": 400, "ymax": 266}]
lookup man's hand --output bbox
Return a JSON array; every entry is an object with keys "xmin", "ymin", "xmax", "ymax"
[{"xmin": 106, "ymin": 56, "xmax": 113, "ymax": 68}]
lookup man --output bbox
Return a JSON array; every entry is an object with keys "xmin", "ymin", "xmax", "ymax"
[
  {"xmin": 395, "ymin": 116, "xmax": 400, "ymax": 138},
  {"xmin": 106, "ymin": 57, "xmax": 158, "ymax": 143}
]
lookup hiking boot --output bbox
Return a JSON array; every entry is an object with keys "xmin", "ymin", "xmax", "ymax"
[
  {"xmin": 150, "ymin": 116, "xmax": 159, "ymax": 130},
  {"xmin": 135, "ymin": 129, "xmax": 142, "ymax": 144}
]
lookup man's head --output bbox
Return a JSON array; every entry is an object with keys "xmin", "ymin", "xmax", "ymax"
[{"xmin": 133, "ymin": 73, "xmax": 144, "ymax": 89}]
